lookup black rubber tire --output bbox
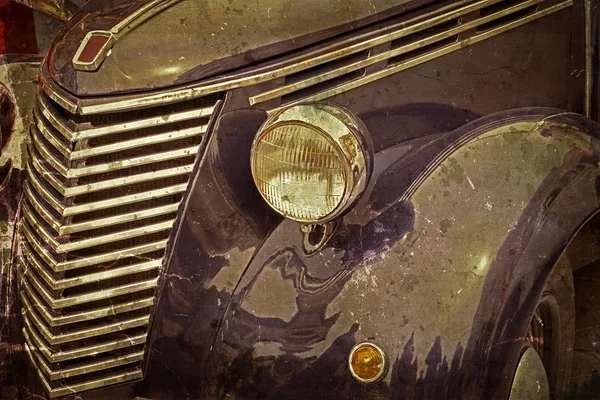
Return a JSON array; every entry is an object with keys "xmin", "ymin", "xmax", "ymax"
[{"xmin": 532, "ymin": 256, "xmax": 575, "ymax": 399}]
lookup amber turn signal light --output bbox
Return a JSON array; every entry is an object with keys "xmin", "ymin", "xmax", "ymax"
[{"xmin": 349, "ymin": 342, "xmax": 387, "ymax": 383}]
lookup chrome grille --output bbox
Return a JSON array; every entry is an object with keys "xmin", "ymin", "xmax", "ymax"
[{"xmin": 20, "ymin": 85, "xmax": 220, "ymax": 398}]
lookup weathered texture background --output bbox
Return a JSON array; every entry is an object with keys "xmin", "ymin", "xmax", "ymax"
[{"xmin": 0, "ymin": 1, "xmax": 85, "ymax": 397}]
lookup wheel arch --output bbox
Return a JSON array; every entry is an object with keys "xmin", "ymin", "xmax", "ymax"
[{"xmin": 400, "ymin": 108, "xmax": 600, "ymax": 398}]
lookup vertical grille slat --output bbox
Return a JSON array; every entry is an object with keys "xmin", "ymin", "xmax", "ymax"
[
  {"xmin": 25, "ymin": 167, "xmax": 65, "ymax": 214},
  {"xmin": 20, "ymin": 84, "xmax": 220, "ymax": 397},
  {"xmin": 33, "ymin": 107, "xmax": 72, "ymax": 158}
]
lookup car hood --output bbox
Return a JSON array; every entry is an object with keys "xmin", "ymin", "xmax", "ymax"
[{"xmin": 48, "ymin": 0, "xmax": 421, "ymax": 97}]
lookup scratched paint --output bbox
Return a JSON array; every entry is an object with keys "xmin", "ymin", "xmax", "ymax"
[{"xmin": 4, "ymin": 1, "xmax": 600, "ymax": 399}]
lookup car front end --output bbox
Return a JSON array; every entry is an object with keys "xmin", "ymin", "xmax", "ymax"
[{"xmin": 7, "ymin": 0, "xmax": 600, "ymax": 399}]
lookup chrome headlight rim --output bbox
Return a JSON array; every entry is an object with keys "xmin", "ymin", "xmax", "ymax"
[{"xmin": 250, "ymin": 102, "xmax": 373, "ymax": 224}]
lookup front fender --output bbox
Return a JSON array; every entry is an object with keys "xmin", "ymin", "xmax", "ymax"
[{"xmin": 204, "ymin": 108, "xmax": 600, "ymax": 399}]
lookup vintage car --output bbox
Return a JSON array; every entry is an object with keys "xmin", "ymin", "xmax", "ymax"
[{"xmin": 4, "ymin": 0, "xmax": 600, "ymax": 398}]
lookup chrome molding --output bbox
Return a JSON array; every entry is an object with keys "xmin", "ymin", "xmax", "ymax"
[
  {"xmin": 40, "ymin": 0, "xmax": 572, "ymax": 115},
  {"xmin": 21, "ymin": 86, "xmax": 220, "ymax": 396}
]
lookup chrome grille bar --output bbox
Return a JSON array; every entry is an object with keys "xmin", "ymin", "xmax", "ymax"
[
  {"xmin": 22, "ymin": 308, "xmax": 148, "ymax": 362},
  {"xmin": 23, "ymin": 246, "xmax": 163, "ymax": 289},
  {"xmin": 36, "ymin": 90, "xmax": 75, "ymax": 140},
  {"xmin": 48, "ymin": 351, "xmax": 145, "ymax": 380},
  {"xmin": 60, "ymin": 220, "xmax": 175, "ymax": 252},
  {"xmin": 61, "ymin": 204, "xmax": 179, "ymax": 235},
  {"xmin": 24, "ymin": 268, "xmax": 159, "ymax": 309},
  {"xmin": 24, "ymin": 341, "xmax": 144, "ymax": 399},
  {"xmin": 69, "ymin": 145, "xmax": 200, "ymax": 177},
  {"xmin": 71, "ymin": 125, "xmax": 207, "ymax": 159},
  {"xmin": 71, "ymin": 105, "xmax": 215, "ymax": 141},
  {"xmin": 29, "ymin": 145, "xmax": 67, "ymax": 195},
  {"xmin": 30, "ymin": 126, "xmax": 70, "ymax": 176},
  {"xmin": 63, "ymin": 184, "xmax": 188, "ymax": 216},
  {"xmin": 36, "ymin": 87, "xmax": 215, "ymax": 141},
  {"xmin": 23, "ymin": 183, "xmax": 61, "ymax": 232},
  {"xmin": 22, "ymin": 298, "xmax": 151, "ymax": 344},
  {"xmin": 64, "ymin": 165, "xmax": 194, "ymax": 197},
  {"xmin": 53, "ymin": 240, "xmax": 169, "ymax": 272},
  {"xmin": 33, "ymin": 106, "xmax": 72, "ymax": 158},
  {"xmin": 25, "ymin": 166, "xmax": 64, "ymax": 214},
  {"xmin": 22, "ymin": 283, "xmax": 154, "ymax": 326}
]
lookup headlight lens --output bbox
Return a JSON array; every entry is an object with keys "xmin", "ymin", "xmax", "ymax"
[
  {"xmin": 251, "ymin": 103, "xmax": 372, "ymax": 223},
  {"xmin": 252, "ymin": 122, "xmax": 348, "ymax": 221}
]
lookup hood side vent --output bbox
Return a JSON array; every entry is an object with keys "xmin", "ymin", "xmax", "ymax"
[{"xmin": 248, "ymin": 0, "xmax": 572, "ymax": 111}]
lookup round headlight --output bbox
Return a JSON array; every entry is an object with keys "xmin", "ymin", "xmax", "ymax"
[{"xmin": 250, "ymin": 103, "xmax": 372, "ymax": 223}]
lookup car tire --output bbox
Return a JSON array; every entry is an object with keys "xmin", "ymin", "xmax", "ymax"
[{"xmin": 511, "ymin": 256, "xmax": 575, "ymax": 399}]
